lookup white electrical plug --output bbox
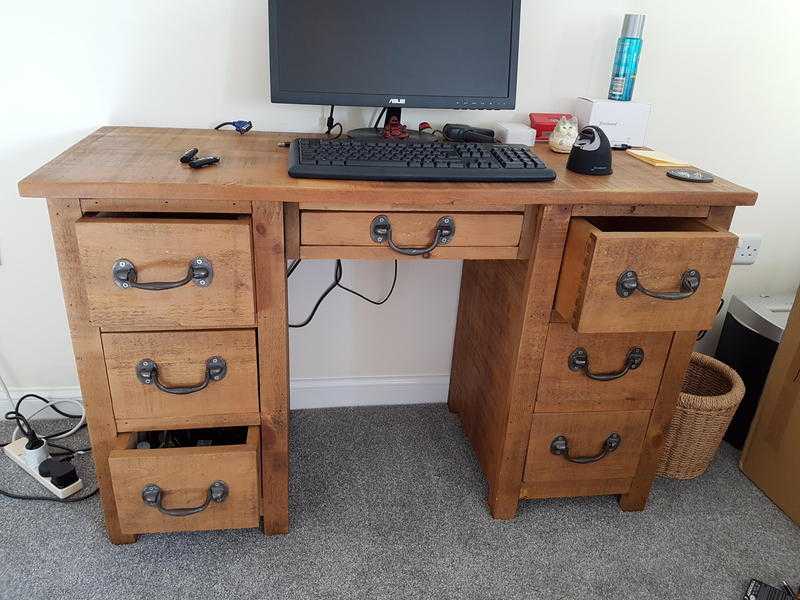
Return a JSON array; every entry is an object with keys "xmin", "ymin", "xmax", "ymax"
[{"xmin": 22, "ymin": 437, "xmax": 50, "ymax": 469}]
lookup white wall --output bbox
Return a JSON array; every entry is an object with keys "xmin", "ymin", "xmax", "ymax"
[{"xmin": 1, "ymin": 1, "xmax": 798, "ymax": 407}]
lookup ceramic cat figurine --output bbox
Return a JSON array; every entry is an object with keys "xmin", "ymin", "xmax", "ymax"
[{"xmin": 549, "ymin": 116, "xmax": 579, "ymax": 153}]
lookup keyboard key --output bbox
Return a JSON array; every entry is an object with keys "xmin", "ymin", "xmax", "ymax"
[{"xmin": 348, "ymin": 160, "xmax": 409, "ymax": 167}]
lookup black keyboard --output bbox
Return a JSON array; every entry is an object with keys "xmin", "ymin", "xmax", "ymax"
[{"xmin": 288, "ymin": 138, "xmax": 557, "ymax": 182}]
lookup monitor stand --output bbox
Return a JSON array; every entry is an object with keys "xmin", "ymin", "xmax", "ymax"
[{"xmin": 348, "ymin": 107, "xmax": 437, "ymax": 143}]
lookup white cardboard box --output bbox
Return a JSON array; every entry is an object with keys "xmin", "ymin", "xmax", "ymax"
[{"xmin": 574, "ymin": 97, "xmax": 651, "ymax": 147}]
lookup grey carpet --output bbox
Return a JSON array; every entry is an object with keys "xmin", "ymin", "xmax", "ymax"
[{"xmin": 1, "ymin": 404, "xmax": 797, "ymax": 600}]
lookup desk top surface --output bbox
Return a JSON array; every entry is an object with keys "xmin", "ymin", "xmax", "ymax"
[{"xmin": 19, "ymin": 126, "xmax": 757, "ymax": 207}]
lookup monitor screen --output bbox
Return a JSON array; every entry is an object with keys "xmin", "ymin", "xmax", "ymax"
[{"xmin": 268, "ymin": 0, "xmax": 520, "ymax": 110}]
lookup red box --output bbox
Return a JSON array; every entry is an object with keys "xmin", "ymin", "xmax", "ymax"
[{"xmin": 529, "ymin": 112, "xmax": 573, "ymax": 142}]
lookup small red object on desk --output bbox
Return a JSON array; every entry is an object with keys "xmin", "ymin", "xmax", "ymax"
[
  {"xmin": 383, "ymin": 115, "xmax": 409, "ymax": 140},
  {"xmin": 530, "ymin": 112, "xmax": 573, "ymax": 142}
]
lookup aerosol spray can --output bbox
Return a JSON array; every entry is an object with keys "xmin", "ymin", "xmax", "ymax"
[{"xmin": 608, "ymin": 14, "xmax": 645, "ymax": 101}]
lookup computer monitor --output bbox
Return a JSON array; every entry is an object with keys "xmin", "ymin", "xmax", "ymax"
[{"xmin": 268, "ymin": 0, "xmax": 521, "ymax": 137}]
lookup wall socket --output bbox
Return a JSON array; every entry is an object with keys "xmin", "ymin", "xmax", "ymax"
[{"xmin": 733, "ymin": 233, "xmax": 762, "ymax": 265}]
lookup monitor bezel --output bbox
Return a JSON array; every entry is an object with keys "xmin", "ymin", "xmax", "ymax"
[{"xmin": 267, "ymin": 0, "xmax": 521, "ymax": 110}]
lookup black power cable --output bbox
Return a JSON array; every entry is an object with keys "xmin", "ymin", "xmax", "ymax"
[
  {"xmin": 373, "ymin": 107, "xmax": 387, "ymax": 132},
  {"xmin": 337, "ymin": 260, "xmax": 397, "ymax": 306},
  {"xmin": 287, "ymin": 258, "xmax": 302, "ymax": 277},
  {"xmin": 325, "ymin": 105, "xmax": 343, "ymax": 139},
  {"xmin": 1, "ymin": 394, "xmax": 87, "ymax": 448},
  {"xmin": 288, "ymin": 262, "xmax": 342, "ymax": 328},
  {"xmin": 48, "ymin": 442, "xmax": 92, "ymax": 457},
  {"xmin": 0, "ymin": 486, "xmax": 99, "ymax": 503},
  {"xmin": 287, "ymin": 259, "xmax": 398, "ymax": 328}
]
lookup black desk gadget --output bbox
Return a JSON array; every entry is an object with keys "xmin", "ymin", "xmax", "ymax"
[
  {"xmin": 743, "ymin": 579, "xmax": 795, "ymax": 600},
  {"xmin": 288, "ymin": 139, "xmax": 556, "ymax": 182},
  {"xmin": 442, "ymin": 123, "xmax": 496, "ymax": 143},
  {"xmin": 567, "ymin": 126, "xmax": 613, "ymax": 176},
  {"xmin": 667, "ymin": 168, "xmax": 715, "ymax": 183}
]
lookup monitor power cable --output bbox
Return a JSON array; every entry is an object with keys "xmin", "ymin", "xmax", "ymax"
[
  {"xmin": 287, "ymin": 259, "xmax": 398, "ymax": 328},
  {"xmin": 325, "ymin": 105, "xmax": 343, "ymax": 139},
  {"xmin": 373, "ymin": 107, "xmax": 387, "ymax": 133}
]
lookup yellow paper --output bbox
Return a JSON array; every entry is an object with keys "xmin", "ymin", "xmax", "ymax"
[{"xmin": 626, "ymin": 149, "xmax": 691, "ymax": 167}]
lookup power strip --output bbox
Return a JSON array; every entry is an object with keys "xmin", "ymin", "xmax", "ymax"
[{"xmin": 3, "ymin": 437, "xmax": 83, "ymax": 499}]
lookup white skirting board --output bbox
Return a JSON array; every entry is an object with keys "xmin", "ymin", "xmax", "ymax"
[
  {"xmin": 289, "ymin": 375, "xmax": 449, "ymax": 409},
  {"xmin": 1, "ymin": 375, "xmax": 451, "ymax": 416}
]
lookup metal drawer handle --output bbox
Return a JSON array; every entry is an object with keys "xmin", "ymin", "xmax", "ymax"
[
  {"xmin": 136, "ymin": 356, "xmax": 227, "ymax": 395},
  {"xmin": 113, "ymin": 256, "xmax": 213, "ymax": 290},
  {"xmin": 141, "ymin": 480, "xmax": 229, "ymax": 517},
  {"xmin": 616, "ymin": 269, "xmax": 700, "ymax": 300},
  {"xmin": 568, "ymin": 347, "xmax": 645, "ymax": 381},
  {"xmin": 550, "ymin": 433, "xmax": 621, "ymax": 464},
  {"xmin": 370, "ymin": 215, "xmax": 455, "ymax": 257}
]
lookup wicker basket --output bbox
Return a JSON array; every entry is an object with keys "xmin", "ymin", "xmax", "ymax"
[{"xmin": 657, "ymin": 352, "xmax": 745, "ymax": 480}]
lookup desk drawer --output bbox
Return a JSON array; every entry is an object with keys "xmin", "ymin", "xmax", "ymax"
[
  {"xmin": 109, "ymin": 426, "xmax": 260, "ymax": 535},
  {"xmin": 554, "ymin": 217, "xmax": 737, "ymax": 333},
  {"xmin": 535, "ymin": 323, "xmax": 672, "ymax": 413},
  {"xmin": 102, "ymin": 329, "xmax": 260, "ymax": 432},
  {"xmin": 300, "ymin": 211, "xmax": 524, "ymax": 259},
  {"xmin": 522, "ymin": 410, "xmax": 650, "ymax": 499},
  {"xmin": 75, "ymin": 217, "xmax": 255, "ymax": 329}
]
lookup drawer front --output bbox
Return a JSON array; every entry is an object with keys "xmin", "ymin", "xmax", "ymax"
[
  {"xmin": 75, "ymin": 217, "xmax": 255, "ymax": 329},
  {"xmin": 535, "ymin": 323, "xmax": 672, "ymax": 413},
  {"xmin": 300, "ymin": 211, "xmax": 524, "ymax": 259},
  {"xmin": 109, "ymin": 426, "xmax": 260, "ymax": 534},
  {"xmin": 523, "ymin": 410, "xmax": 650, "ymax": 490},
  {"xmin": 554, "ymin": 217, "xmax": 737, "ymax": 333},
  {"xmin": 103, "ymin": 329, "xmax": 260, "ymax": 431}
]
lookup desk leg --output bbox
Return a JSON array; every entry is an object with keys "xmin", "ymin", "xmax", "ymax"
[
  {"xmin": 253, "ymin": 202, "xmax": 290, "ymax": 534},
  {"xmin": 620, "ymin": 331, "xmax": 695, "ymax": 510},
  {"xmin": 47, "ymin": 200, "xmax": 136, "ymax": 545},
  {"xmin": 449, "ymin": 205, "xmax": 571, "ymax": 519}
]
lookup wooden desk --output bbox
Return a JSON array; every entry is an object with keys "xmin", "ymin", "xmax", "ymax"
[{"xmin": 19, "ymin": 126, "xmax": 757, "ymax": 544}]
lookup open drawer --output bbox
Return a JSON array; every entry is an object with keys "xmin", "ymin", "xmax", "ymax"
[
  {"xmin": 109, "ymin": 426, "xmax": 260, "ymax": 535},
  {"xmin": 299, "ymin": 211, "xmax": 524, "ymax": 259},
  {"xmin": 554, "ymin": 217, "xmax": 738, "ymax": 333}
]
